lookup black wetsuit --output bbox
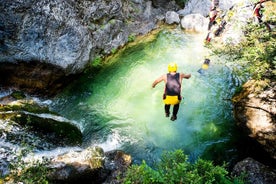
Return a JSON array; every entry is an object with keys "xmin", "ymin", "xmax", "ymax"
[
  {"xmin": 164, "ymin": 73, "xmax": 181, "ymax": 118},
  {"xmin": 165, "ymin": 73, "xmax": 181, "ymax": 96}
]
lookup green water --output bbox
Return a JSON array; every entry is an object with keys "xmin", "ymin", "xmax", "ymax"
[{"xmin": 51, "ymin": 28, "xmax": 242, "ymax": 165}]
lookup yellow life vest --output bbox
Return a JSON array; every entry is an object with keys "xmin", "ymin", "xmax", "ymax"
[
  {"xmin": 163, "ymin": 95, "xmax": 180, "ymax": 105},
  {"xmin": 202, "ymin": 63, "xmax": 209, "ymax": 70}
]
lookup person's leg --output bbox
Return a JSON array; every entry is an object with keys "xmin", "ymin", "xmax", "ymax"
[
  {"xmin": 171, "ymin": 104, "xmax": 179, "ymax": 121},
  {"xmin": 165, "ymin": 104, "xmax": 170, "ymax": 117},
  {"xmin": 258, "ymin": 16, "xmax": 262, "ymax": 23},
  {"xmin": 208, "ymin": 21, "xmax": 213, "ymax": 31}
]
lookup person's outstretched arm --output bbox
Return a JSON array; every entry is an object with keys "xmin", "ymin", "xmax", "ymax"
[
  {"xmin": 152, "ymin": 74, "xmax": 166, "ymax": 88},
  {"xmin": 180, "ymin": 73, "xmax": 191, "ymax": 79}
]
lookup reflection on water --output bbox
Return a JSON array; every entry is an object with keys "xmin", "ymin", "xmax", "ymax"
[{"xmin": 51, "ymin": 28, "xmax": 243, "ymax": 166}]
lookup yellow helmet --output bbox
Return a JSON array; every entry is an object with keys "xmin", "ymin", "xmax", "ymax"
[{"xmin": 168, "ymin": 62, "xmax": 178, "ymax": 72}]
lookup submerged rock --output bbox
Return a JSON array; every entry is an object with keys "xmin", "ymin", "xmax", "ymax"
[{"xmin": 11, "ymin": 112, "xmax": 82, "ymax": 146}]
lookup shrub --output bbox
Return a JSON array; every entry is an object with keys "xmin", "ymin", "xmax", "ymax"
[{"xmin": 123, "ymin": 150, "xmax": 245, "ymax": 184}]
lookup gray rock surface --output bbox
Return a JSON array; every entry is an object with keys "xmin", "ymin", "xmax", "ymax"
[
  {"xmin": 165, "ymin": 11, "xmax": 180, "ymax": 24},
  {"xmin": 0, "ymin": 0, "xmax": 178, "ymax": 74},
  {"xmin": 233, "ymin": 80, "xmax": 276, "ymax": 159},
  {"xmin": 180, "ymin": 13, "xmax": 209, "ymax": 32},
  {"xmin": 48, "ymin": 147, "xmax": 131, "ymax": 183},
  {"xmin": 0, "ymin": 0, "xmax": 179, "ymax": 94},
  {"xmin": 232, "ymin": 157, "xmax": 276, "ymax": 184}
]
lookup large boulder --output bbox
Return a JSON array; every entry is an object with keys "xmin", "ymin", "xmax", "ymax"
[
  {"xmin": 233, "ymin": 80, "xmax": 276, "ymax": 159},
  {"xmin": 104, "ymin": 150, "xmax": 132, "ymax": 184},
  {"xmin": 165, "ymin": 11, "xmax": 180, "ymax": 24},
  {"xmin": 0, "ymin": 93, "xmax": 82, "ymax": 146},
  {"xmin": 0, "ymin": 0, "xmax": 92, "ymax": 73},
  {"xmin": 232, "ymin": 157, "xmax": 276, "ymax": 184},
  {"xmin": 0, "ymin": 0, "xmax": 179, "ymax": 95},
  {"xmin": 48, "ymin": 146, "xmax": 107, "ymax": 183},
  {"xmin": 180, "ymin": 14, "xmax": 209, "ymax": 33},
  {"xmin": 48, "ymin": 147, "xmax": 131, "ymax": 183}
]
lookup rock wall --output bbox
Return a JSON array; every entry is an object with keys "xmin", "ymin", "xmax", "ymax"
[
  {"xmin": 233, "ymin": 80, "xmax": 276, "ymax": 159},
  {"xmin": 0, "ymin": 0, "xmax": 179, "ymax": 94},
  {"xmin": 232, "ymin": 157, "xmax": 276, "ymax": 184}
]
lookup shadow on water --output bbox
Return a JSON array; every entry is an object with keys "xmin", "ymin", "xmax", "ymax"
[{"xmin": 51, "ymin": 28, "xmax": 244, "ymax": 166}]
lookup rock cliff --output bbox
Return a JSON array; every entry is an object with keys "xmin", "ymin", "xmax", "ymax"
[
  {"xmin": 0, "ymin": 0, "xmax": 179, "ymax": 94},
  {"xmin": 233, "ymin": 80, "xmax": 276, "ymax": 160}
]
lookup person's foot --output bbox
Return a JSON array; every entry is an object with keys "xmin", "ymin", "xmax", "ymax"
[
  {"xmin": 170, "ymin": 115, "xmax": 177, "ymax": 121},
  {"xmin": 165, "ymin": 112, "xmax": 170, "ymax": 117}
]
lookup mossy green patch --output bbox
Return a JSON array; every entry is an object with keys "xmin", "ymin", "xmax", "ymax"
[{"xmin": 11, "ymin": 113, "xmax": 82, "ymax": 146}]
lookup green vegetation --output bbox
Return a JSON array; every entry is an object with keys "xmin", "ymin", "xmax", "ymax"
[
  {"xmin": 0, "ymin": 147, "xmax": 52, "ymax": 184},
  {"xmin": 9, "ymin": 161, "xmax": 51, "ymax": 184},
  {"xmin": 128, "ymin": 33, "xmax": 136, "ymax": 42},
  {"xmin": 111, "ymin": 47, "xmax": 117, "ymax": 54},
  {"xmin": 10, "ymin": 91, "xmax": 26, "ymax": 100},
  {"xmin": 214, "ymin": 24, "xmax": 275, "ymax": 80},
  {"xmin": 90, "ymin": 55, "xmax": 103, "ymax": 67},
  {"xmin": 123, "ymin": 150, "xmax": 245, "ymax": 184},
  {"xmin": 213, "ymin": 2, "xmax": 276, "ymax": 81}
]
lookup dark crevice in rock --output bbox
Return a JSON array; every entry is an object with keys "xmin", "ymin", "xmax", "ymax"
[
  {"xmin": 235, "ymin": 134, "xmax": 276, "ymax": 170},
  {"xmin": 0, "ymin": 61, "xmax": 80, "ymax": 96}
]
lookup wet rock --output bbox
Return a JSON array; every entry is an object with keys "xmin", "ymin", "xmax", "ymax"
[
  {"xmin": 11, "ymin": 112, "xmax": 82, "ymax": 146},
  {"xmin": 233, "ymin": 80, "xmax": 276, "ymax": 159},
  {"xmin": 104, "ymin": 150, "xmax": 132, "ymax": 184},
  {"xmin": 0, "ymin": 96, "xmax": 82, "ymax": 146},
  {"xmin": 0, "ymin": 117, "xmax": 76, "ymax": 177},
  {"xmin": 232, "ymin": 157, "xmax": 276, "ymax": 184},
  {"xmin": 48, "ymin": 147, "xmax": 106, "ymax": 183},
  {"xmin": 48, "ymin": 147, "xmax": 131, "ymax": 184}
]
